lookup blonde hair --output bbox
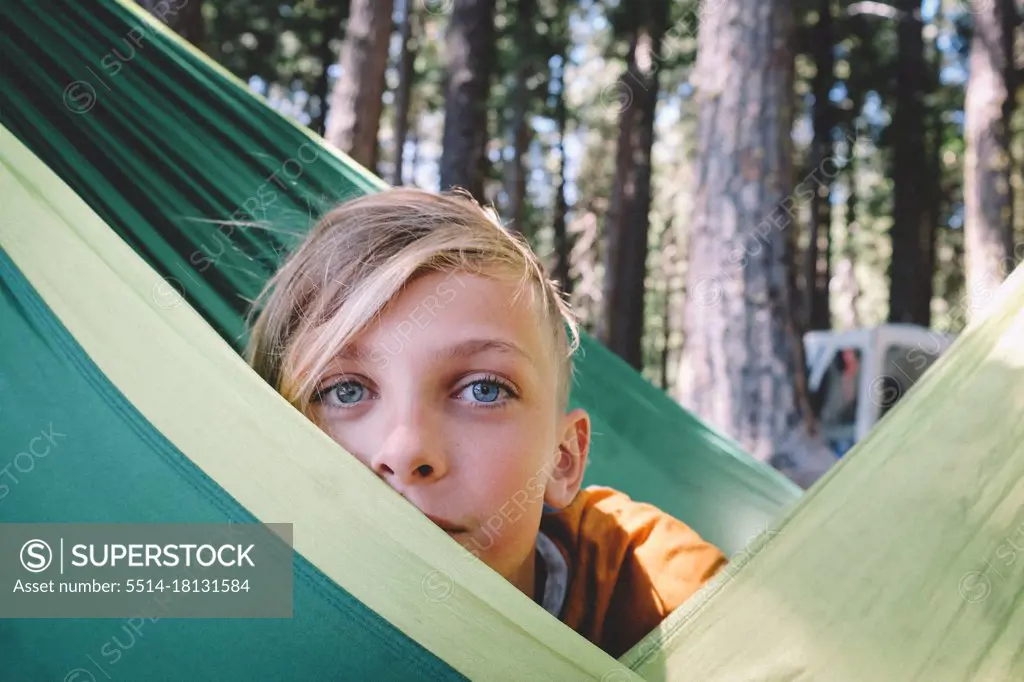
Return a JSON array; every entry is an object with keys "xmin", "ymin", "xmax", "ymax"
[{"xmin": 245, "ymin": 187, "xmax": 579, "ymax": 415}]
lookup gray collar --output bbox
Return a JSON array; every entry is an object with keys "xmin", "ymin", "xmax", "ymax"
[{"xmin": 535, "ymin": 531, "xmax": 568, "ymax": 618}]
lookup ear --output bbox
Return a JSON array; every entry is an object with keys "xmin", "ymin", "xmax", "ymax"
[{"xmin": 544, "ymin": 408, "xmax": 591, "ymax": 510}]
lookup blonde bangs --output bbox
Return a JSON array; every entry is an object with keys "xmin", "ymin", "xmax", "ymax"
[{"xmin": 246, "ymin": 188, "xmax": 579, "ymax": 415}]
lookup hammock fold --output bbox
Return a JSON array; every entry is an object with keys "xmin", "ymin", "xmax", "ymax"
[
  {"xmin": 0, "ymin": 0, "xmax": 800, "ymax": 557},
  {"xmin": 0, "ymin": 125, "xmax": 625, "ymax": 680},
  {"xmin": 2, "ymin": 0, "xmax": 1022, "ymax": 680}
]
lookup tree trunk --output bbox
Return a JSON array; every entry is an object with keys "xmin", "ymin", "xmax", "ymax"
[
  {"xmin": 598, "ymin": 34, "xmax": 640, "ymax": 362},
  {"xmin": 804, "ymin": 0, "xmax": 835, "ymax": 331},
  {"xmin": 139, "ymin": 0, "xmax": 205, "ymax": 48},
  {"xmin": 1015, "ymin": 101, "xmax": 1024, "ymax": 267},
  {"xmin": 659, "ymin": 219, "xmax": 677, "ymax": 392},
  {"xmin": 392, "ymin": 0, "xmax": 418, "ymax": 185},
  {"xmin": 888, "ymin": 1, "xmax": 930, "ymax": 325},
  {"xmin": 508, "ymin": 112, "xmax": 531, "ymax": 235},
  {"xmin": 311, "ymin": 7, "xmax": 348, "ymax": 137},
  {"xmin": 410, "ymin": 127, "xmax": 420, "ymax": 184},
  {"xmin": 599, "ymin": 0, "xmax": 670, "ymax": 370},
  {"xmin": 551, "ymin": 56, "xmax": 572, "ymax": 298},
  {"xmin": 570, "ymin": 210, "xmax": 602, "ymax": 334},
  {"xmin": 919, "ymin": 36, "xmax": 944, "ymax": 323},
  {"xmin": 324, "ymin": 0, "xmax": 395, "ymax": 170},
  {"xmin": 677, "ymin": 0, "xmax": 835, "ymax": 487},
  {"xmin": 964, "ymin": 0, "xmax": 1016, "ymax": 319},
  {"xmin": 504, "ymin": 0, "xmax": 537, "ymax": 236},
  {"xmin": 439, "ymin": 0, "xmax": 498, "ymax": 199},
  {"xmin": 837, "ymin": 132, "xmax": 862, "ymax": 329}
]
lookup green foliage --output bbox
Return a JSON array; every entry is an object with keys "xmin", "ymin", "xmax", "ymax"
[{"xmin": 205, "ymin": 0, "xmax": 350, "ymax": 125}]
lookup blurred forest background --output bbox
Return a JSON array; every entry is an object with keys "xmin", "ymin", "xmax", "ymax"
[{"xmin": 142, "ymin": 0, "xmax": 1023, "ymax": 479}]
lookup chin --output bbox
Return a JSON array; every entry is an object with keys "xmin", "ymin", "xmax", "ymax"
[{"xmin": 468, "ymin": 534, "xmax": 534, "ymax": 580}]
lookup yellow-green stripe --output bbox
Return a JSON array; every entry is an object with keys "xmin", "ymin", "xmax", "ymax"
[
  {"xmin": 627, "ymin": 266, "xmax": 1024, "ymax": 680},
  {"xmin": 0, "ymin": 126, "xmax": 637, "ymax": 681}
]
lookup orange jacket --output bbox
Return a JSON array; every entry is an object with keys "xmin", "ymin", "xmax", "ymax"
[{"xmin": 539, "ymin": 486, "xmax": 728, "ymax": 658}]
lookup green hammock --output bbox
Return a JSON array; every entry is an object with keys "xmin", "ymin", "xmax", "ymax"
[
  {"xmin": 1, "ymin": 1, "xmax": 1022, "ymax": 680},
  {"xmin": 0, "ymin": 0, "xmax": 799, "ymax": 556}
]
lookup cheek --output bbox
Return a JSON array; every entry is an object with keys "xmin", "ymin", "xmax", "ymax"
[
  {"xmin": 454, "ymin": 417, "xmax": 554, "ymax": 517},
  {"xmin": 311, "ymin": 409, "xmax": 375, "ymax": 467},
  {"xmin": 456, "ymin": 414, "xmax": 553, "ymax": 475},
  {"xmin": 460, "ymin": 467, "xmax": 546, "ymax": 575}
]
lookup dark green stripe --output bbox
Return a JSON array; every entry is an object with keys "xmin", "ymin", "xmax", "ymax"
[
  {"xmin": 0, "ymin": 0, "xmax": 381, "ymax": 348},
  {"xmin": 0, "ymin": 247, "xmax": 465, "ymax": 682},
  {"xmin": 0, "ymin": 0, "xmax": 796, "ymax": 565}
]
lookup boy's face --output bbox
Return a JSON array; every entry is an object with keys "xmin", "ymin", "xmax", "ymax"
[{"xmin": 306, "ymin": 269, "xmax": 590, "ymax": 591}]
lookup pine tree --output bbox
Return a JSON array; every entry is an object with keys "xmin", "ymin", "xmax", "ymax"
[
  {"xmin": 325, "ymin": 0, "xmax": 395, "ymax": 170},
  {"xmin": 598, "ymin": 0, "xmax": 671, "ymax": 370},
  {"xmin": 439, "ymin": 0, "xmax": 498, "ymax": 198},
  {"xmin": 678, "ymin": 0, "xmax": 834, "ymax": 486},
  {"xmin": 963, "ymin": 0, "xmax": 1017, "ymax": 318},
  {"xmin": 888, "ymin": 0, "xmax": 931, "ymax": 325}
]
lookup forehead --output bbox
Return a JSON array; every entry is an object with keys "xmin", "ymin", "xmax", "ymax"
[{"xmin": 361, "ymin": 269, "xmax": 555, "ymax": 369}]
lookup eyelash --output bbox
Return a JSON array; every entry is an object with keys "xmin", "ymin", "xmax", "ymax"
[
  {"xmin": 311, "ymin": 375, "xmax": 374, "ymax": 408},
  {"xmin": 310, "ymin": 374, "xmax": 520, "ymax": 409},
  {"xmin": 458, "ymin": 374, "xmax": 520, "ymax": 409}
]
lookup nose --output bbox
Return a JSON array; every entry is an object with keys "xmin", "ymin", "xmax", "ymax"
[{"xmin": 371, "ymin": 408, "xmax": 448, "ymax": 487}]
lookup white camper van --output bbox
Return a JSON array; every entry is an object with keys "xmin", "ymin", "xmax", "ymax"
[{"xmin": 803, "ymin": 324, "xmax": 957, "ymax": 457}]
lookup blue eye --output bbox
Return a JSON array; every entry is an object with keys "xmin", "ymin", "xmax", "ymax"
[
  {"xmin": 334, "ymin": 382, "xmax": 365, "ymax": 404},
  {"xmin": 471, "ymin": 381, "xmax": 501, "ymax": 403},
  {"xmin": 316, "ymin": 380, "xmax": 367, "ymax": 407},
  {"xmin": 457, "ymin": 378, "xmax": 516, "ymax": 406}
]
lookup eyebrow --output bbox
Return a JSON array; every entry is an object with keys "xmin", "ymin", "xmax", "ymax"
[
  {"xmin": 335, "ymin": 338, "xmax": 535, "ymax": 366},
  {"xmin": 435, "ymin": 338, "xmax": 534, "ymax": 366}
]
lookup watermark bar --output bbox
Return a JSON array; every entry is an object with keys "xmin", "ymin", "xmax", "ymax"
[{"xmin": 0, "ymin": 523, "xmax": 293, "ymax": 618}]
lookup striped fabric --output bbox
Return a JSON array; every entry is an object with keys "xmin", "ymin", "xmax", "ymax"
[
  {"xmin": 0, "ymin": 0, "xmax": 800, "ymax": 561},
  {"xmin": 0, "ymin": 180, "xmax": 465, "ymax": 681},
  {"xmin": 0, "ymin": 0, "xmax": 790, "ymax": 679},
  {"xmin": 2, "ymin": 0, "xmax": 1022, "ymax": 680},
  {"xmin": 630, "ymin": 265, "xmax": 1024, "ymax": 680},
  {"xmin": 0, "ymin": 123, "xmax": 643, "ymax": 679}
]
